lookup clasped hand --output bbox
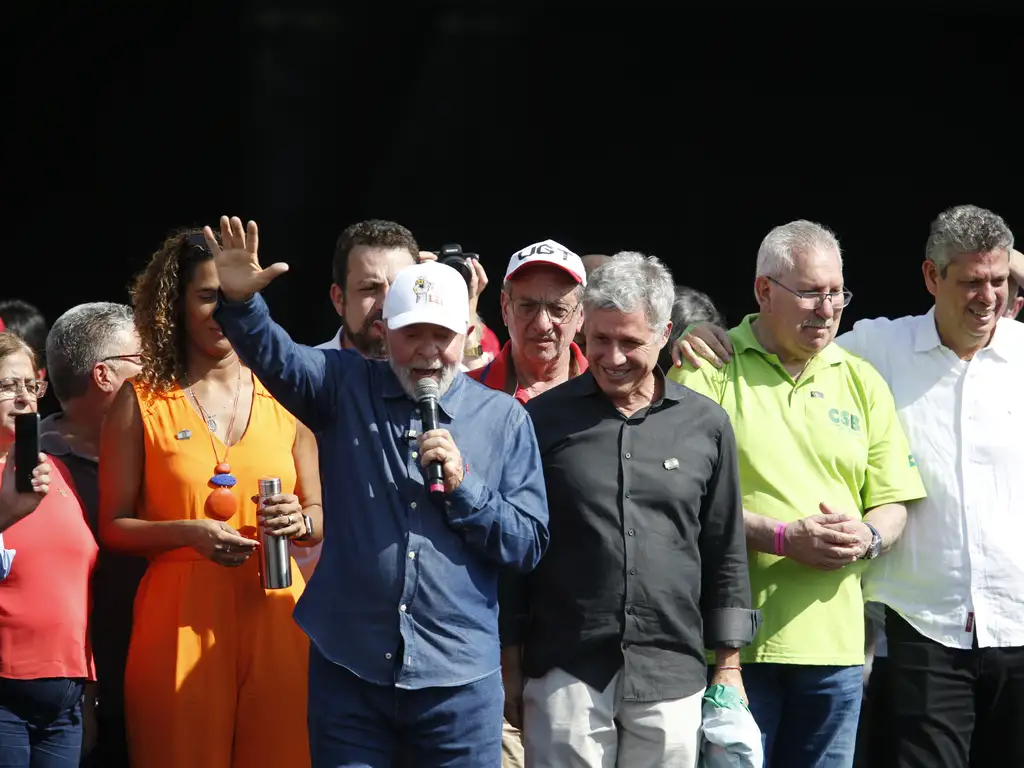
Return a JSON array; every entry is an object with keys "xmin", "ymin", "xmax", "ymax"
[{"xmin": 783, "ymin": 502, "xmax": 872, "ymax": 570}]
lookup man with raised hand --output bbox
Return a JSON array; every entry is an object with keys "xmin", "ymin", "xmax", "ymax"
[{"xmin": 206, "ymin": 215, "xmax": 550, "ymax": 768}]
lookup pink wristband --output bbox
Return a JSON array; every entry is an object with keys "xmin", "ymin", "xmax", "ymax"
[{"xmin": 773, "ymin": 522, "xmax": 787, "ymax": 556}]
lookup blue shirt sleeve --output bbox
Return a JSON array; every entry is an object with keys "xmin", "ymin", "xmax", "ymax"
[
  {"xmin": 213, "ymin": 292, "xmax": 343, "ymax": 431},
  {"xmin": 444, "ymin": 406, "xmax": 550, "ymax": 573}
]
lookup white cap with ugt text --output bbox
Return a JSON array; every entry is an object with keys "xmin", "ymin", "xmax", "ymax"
[
  {"xmin": 504, "ymin": 239, "xmax": 587, "ymax": 286},
  {"xmin": 383, "ymin": 262, "xmax": 469, "ymax": 335}
]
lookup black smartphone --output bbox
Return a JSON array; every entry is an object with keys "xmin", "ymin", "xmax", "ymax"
[{"xmin": 14, "ymin": 412, "xmax": 41, "ymax": 493}]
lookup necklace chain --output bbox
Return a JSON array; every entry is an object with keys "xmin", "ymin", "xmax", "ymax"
[{"xmin": 183, "ymin": 364, "xmax": 243, "ymax": 465}]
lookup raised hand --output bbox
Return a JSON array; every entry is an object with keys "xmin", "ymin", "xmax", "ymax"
[
  {"xmin": 203, "ymin": 215, "xmax": 289, "ymax": 303},
  {"xmin": 467, "ymin": 258, "xmax": 489, "ymax": 324}
]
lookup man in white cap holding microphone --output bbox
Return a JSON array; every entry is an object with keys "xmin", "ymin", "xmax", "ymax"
[
  {"xmin": 467, "ymin": 238, "xmax": 587, "ymax": 766},
  {"xmin": 206, "ymin": 215, "xmax": 550, "ymax": 768}
]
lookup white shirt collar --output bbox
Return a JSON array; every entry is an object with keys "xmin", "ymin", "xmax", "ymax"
[
  {"xmin": 315, "ymin": 327, "xmax": 344, "ymax": 351},
  {"xmin": 912, "ymin": 307, "xmax": 943, "ymax": 353},
  {"xmin": 913, "ymin": 305, "xmax": 1014, "ymax": 361}
]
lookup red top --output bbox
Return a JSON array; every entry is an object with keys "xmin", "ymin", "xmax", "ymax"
[
  {"xmin": 468, "ymin": 340, "xmax": 588, "ymax": 404},
  {"xmin": 480, "ymin": 324, "xmax": 500, "ymax": 358},
  {"xmin": 0, "ymin": 454, "xmax": 98, "ymax": 681}
]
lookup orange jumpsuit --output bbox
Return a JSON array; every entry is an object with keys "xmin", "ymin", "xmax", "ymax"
[{"xmin": 124, "ymin": 379, "xmax": 310, "ymax": 768}]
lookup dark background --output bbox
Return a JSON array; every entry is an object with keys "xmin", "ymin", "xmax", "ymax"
[{"xmin": 10, "ymin": 5, "xmax": 1024, "ymax": 348}]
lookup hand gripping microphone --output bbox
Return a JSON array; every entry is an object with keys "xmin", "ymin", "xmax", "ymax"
[{"xmin": 415, "ymin": 378, "xmax": 446, "ymax": 497}]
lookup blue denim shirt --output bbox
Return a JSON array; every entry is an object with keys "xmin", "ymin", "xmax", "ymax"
[{"xmin": 214, "ymin": 294, "xmax": 550, "ymax": 689}]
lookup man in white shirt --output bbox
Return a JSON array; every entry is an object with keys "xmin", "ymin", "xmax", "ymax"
[{"xmin": 673, "ymin": 204, "xmax": 1024, "ymax": 768}]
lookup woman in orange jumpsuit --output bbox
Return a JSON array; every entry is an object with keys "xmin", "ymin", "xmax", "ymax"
[{"xmin": 99, "ymin": 230, "xmax": 322, "ymax": 768}]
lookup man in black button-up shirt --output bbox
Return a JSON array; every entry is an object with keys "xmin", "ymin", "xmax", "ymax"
[{"xmin": 505, "ymin": 252, "xmax": 758, "ymax": 767}]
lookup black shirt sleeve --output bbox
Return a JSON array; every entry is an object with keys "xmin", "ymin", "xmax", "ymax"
[{"xmin": 698, "ymin": 412, "xmax": 760, "ymax": 648}]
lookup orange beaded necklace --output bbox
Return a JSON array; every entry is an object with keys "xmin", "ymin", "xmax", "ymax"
[{"xmin": 183, "ymin": 364, "xmax": 242, "ymax": 521}]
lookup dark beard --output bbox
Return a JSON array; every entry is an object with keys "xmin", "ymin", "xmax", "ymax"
[{"xmin": 344, "ymin": 311, "xmax": 387, "ymax": 360}]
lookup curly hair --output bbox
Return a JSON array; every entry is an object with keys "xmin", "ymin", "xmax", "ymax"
[{"xmin": 130, "ymin": 227, "xmax": 219, "ymax": 392}]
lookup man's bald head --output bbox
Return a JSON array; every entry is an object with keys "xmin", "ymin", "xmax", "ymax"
[{"xmin": 582, "ymin": 254, "xmax": 611, "ymax": 278}]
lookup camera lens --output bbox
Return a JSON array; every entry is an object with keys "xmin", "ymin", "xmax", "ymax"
[{"xmin": 439, "ymin": 254, "xmax": 473, "ymax": 286}]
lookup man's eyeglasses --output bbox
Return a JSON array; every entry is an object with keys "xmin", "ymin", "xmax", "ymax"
[
  {"xmin": 768, "ymin": 277, "xmax": 853, "ymax": 310},
  {"xmin": 101, "ymin": 354, "xmax": 143, "ymax": 366},
  {"xmin": 508, "ymin": 296, "xmax": 581, "ymax": 325},
  {"xmin": 0, "ymin": 377, "xmax": 48, "ymax": 399}
]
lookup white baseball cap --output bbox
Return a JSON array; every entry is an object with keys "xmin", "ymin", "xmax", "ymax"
[
  {"xmin": 504, "ymin": 239, "xmax": 587, "ymax": 286},
  {"xmin": 383, "ymin": 262, "xmax": 469, "ymax": 335}
]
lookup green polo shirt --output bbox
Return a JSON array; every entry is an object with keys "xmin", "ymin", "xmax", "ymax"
[{"xmin": 669, "ymin": 314, "xmax": 926, "ymax": 666}]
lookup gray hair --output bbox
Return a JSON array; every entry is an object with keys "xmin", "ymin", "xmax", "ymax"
[
  {"xmin": 583, "ymin": 251, "xmax": 674, "ymax": 332},
  {"xmin": 925, "ymin": 204, "xmax": 1014, "ymax": 276},
  {"xmin": 756, "ymin": 220, "xmax": 843, "ymax": 278},
  {"xmin": 46, "ymin": 302, "xmax": 135, "ymax": 404},
  {"xmin": 669, "ymin": 286, "xmax": 724, "ymax": 342}
]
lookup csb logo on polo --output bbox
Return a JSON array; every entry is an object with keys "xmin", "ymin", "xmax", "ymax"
[{"xmin": 828, "ymin": 407, "xmax": 862, "ymax": 433}]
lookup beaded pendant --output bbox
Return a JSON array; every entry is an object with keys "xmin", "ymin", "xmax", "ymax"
[
  {"xmin": 205, "ymin": 461, "xmax": 238, "ymax": 521},
  {"xmin": 184, "ymin": 366, "xmax": 243, "ymax": 522}
]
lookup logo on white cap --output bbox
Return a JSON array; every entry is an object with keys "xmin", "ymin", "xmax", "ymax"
[
  {"xmin": 505, "ymin": 239, "xmax": 587, "ymax": 286},
  {"xmin": 383, "ymin": 263, "xmax": 469, "ymax": 335}
]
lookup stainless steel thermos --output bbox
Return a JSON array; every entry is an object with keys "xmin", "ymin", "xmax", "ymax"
[{"xmin": 257, "ymin": 477, "xmax": 292, "ymax": 589}]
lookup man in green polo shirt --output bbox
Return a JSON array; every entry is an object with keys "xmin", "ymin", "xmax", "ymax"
[{"xmin": 670, "ymin": 220, "xmax": 925, "ymax": 768}]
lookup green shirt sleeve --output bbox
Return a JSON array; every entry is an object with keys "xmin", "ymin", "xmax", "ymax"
[
  {"xmin": 858, "ymin": 361, "xmax": 927, "ymax": 509},
  {"xmin": 667, "ymin": 358, "xmax": 727, "ymax": 404}
]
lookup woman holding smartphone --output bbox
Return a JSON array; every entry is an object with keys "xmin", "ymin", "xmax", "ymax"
[
  {"xmin": 99, "ymin": 230, "xmax": 323, "ymax": 768},
  {"xmin": 0, "ymin": 331, "xmax": 98, "ymax": 767}
]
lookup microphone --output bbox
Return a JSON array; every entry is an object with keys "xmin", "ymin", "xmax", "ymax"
[{"xmin": 415, "ymin": 378, "xmax": 445, "ymax": 497}]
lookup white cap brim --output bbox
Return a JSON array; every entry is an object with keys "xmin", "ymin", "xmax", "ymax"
[
  {"xmin": 386, "ymin": 310, "xmax": 468, "ymax": 335},
  {"xmin": 505, "ymin": 260, "xmax": 585, "ymax": 285}
]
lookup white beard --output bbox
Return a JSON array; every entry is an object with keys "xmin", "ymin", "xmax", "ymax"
[{"xmin": 389, "ymin": 358, "xmax": 462, "ymax": 400}]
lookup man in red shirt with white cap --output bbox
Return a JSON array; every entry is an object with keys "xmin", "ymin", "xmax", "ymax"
[
  {"xmin": 468, "ymin": 238, "xmax": 588, "ymax": 767},
  {"xmin": 469, "ymin": 239, "xmax": 587, "ymax": 403}
]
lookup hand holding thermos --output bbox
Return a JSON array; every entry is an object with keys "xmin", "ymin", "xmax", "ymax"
[
  {"xmin": 254, "ymin": 477, "xmax": 308, "ymax": 589},
  {"xmin": 255, "ymin": 488, "xmax": 308, "ymax": 540}
]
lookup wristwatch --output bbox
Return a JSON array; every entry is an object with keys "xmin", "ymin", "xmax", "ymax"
[
  {"xmin": 861, "ymin": 522, "xmax": 882, "ymax": 560},
  {"xmin": 295, "ymin": 514, "xmax": 314, "ymax": 542}
]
